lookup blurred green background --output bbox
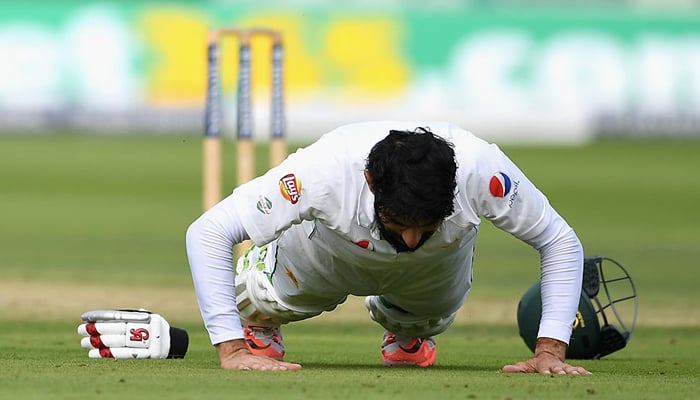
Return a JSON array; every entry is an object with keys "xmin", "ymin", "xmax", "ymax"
[{"xmin": 2, "ymin": 0, "xmax": 699, "ymax": 142}]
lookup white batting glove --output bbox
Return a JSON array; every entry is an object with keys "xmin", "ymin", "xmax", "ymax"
[{"xmin": 77, "ymin": 309, "xmax": 188, "ymax": 359}]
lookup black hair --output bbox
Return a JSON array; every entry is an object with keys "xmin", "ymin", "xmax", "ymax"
[{"xmin": 365, "ymin": 127, "xmax": 457, "ymax": 224}]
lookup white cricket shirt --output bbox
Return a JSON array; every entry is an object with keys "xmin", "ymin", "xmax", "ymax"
[{"xmin": 186, "ymin": 121, "xmax": 583, "ymax": 346}]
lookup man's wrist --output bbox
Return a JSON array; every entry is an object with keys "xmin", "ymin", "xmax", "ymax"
[
  {"xmin": 534, "ymin": 337, "xmax": 567, "ymax": 361},
  {"xmin": 215, "ymin": 339, "xmax": 250, "ymax": 360}
]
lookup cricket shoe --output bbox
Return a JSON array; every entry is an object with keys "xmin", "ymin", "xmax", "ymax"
[
  {"xmin": 243, "ymin": 326, "xmax": 285, "ymax": 360},
  {"xmin": 381, "ymin": 331, "xmax": 436, "ymax": 367}
]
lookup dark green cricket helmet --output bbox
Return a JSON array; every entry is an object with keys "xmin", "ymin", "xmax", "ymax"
[{"xmin": 517, "ymin": 256, "xmax": 638, "ymax": 359}]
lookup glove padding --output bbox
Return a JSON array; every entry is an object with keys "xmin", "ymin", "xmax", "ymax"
[{"xmin": 78, "ymin": 309, "xmax": 188, "ymax": 359}]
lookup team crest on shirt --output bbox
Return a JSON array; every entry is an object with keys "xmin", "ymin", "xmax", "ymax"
[
  {"xmin": 489, "ymin": 172, "xmax": 512, "ymax": 197},
  {"xmin": 256, "ymin": 195, "xmax": 272, "ymax": 215},
  {"xmin": 279, "ymin": 173, "xmax": 302, "ymax": 204}
]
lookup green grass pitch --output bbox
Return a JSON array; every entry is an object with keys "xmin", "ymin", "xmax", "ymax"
[{"xmin": 1, "ymin": 134, "xmax": 699, "ymax": 399}]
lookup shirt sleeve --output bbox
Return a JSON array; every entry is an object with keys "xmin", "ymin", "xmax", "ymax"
[
  {"xmin": 465, "ymin": 143, "xmax": 584, "ymax": 345},
  {"xmin": 184, "ymin": 131, "xmax": 350, "ymax": 345},
  {"xmin": 185, "ymin": 195, "xmax": 250, "ymax": 345},
  {"xmin": 526, "ymin": 214, "xmax": 584, "ymax": 344}
]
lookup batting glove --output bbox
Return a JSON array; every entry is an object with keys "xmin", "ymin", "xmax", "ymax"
[{"xmin": 77, "ymin": 309, "xmax": 188, "ymax": 359}]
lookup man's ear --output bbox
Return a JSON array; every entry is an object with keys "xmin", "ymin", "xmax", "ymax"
[{"xmin": 364, "ymin": 170, "xmax": 374, "ymax": 193}]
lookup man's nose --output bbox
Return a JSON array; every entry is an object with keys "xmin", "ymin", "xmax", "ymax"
[{"xmin": 401, "ymin": 228, "xmax": 422, "ymax": 249}]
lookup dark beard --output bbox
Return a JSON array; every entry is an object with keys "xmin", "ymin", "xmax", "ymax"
[{"xmin": 377, "ymin": 221, "xmax": 434, "ymax": 253}]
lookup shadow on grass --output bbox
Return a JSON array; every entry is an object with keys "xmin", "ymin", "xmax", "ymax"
[{"xmin": 299, "ymin": 362, "xmax": 497, "ymax": 372}]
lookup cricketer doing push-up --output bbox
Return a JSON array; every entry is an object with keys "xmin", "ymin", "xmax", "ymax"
[{"xmin": 185, "ymin": 121, "xmax": 590, "ymax": 374}]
